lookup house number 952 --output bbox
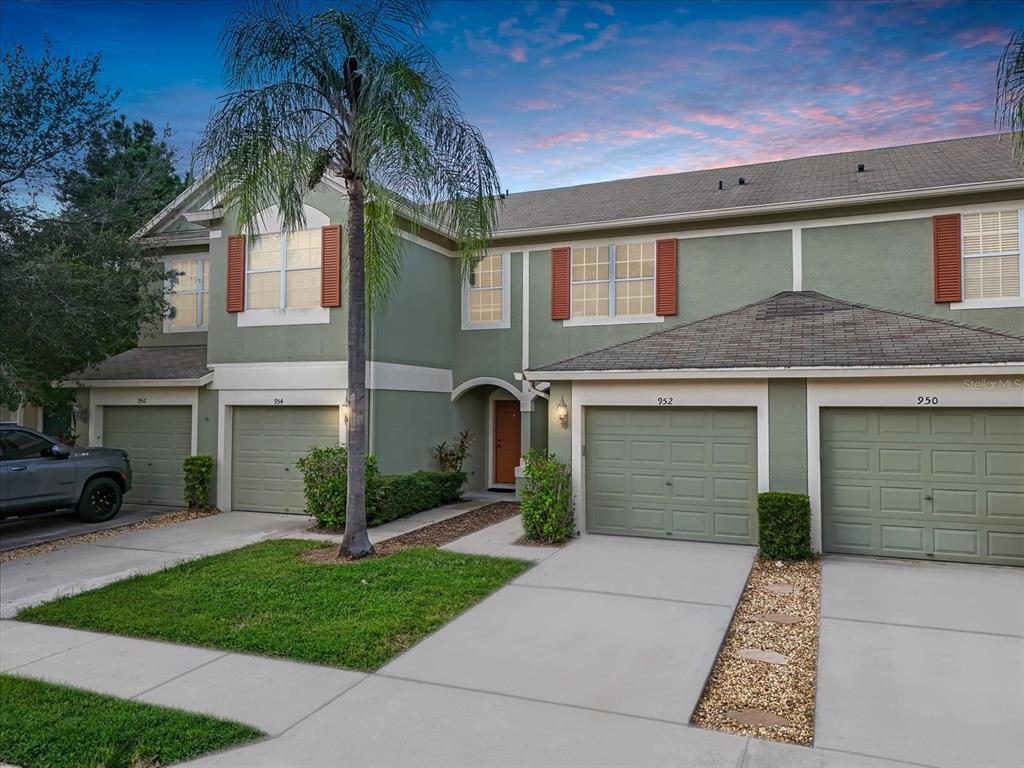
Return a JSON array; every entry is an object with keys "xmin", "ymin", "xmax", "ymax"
[
  {"xmin": 657, "ymin": 397, "xmax": 674, "ymax": 405},
  {"xmin": 917, "ymin": 396, "xmax": 939, "ymax": 405}
]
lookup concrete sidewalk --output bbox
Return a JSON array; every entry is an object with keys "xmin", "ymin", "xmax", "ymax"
[{"xmin": 0, "ymin": 491, "xmax": 506, "ymax": 618}]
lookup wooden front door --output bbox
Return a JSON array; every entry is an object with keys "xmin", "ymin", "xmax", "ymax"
[{"xmin": 493, "ymin": 400, "xmax": 521, "ymax": 485}]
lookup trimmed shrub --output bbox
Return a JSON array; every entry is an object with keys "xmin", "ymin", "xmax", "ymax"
[
  {"xmin": 520, "ymin": 449, "xmax": 574, "ymax": 543},
  {"xmin": 757, "ymin": 491, "xmax": 814, "ymax": 560},
  {"xmin": 182, "ymin": 455, "xmax": 215, "ymax": 509},
  {"xmin": 296, "ymin": 445, "xmax": 379, "ymax": 529},
  {"xmin": 372, "ymin": 471, "xmax": 466, "ymax": 526}
]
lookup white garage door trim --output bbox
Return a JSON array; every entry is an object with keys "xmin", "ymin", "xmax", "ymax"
[
  {"xmin": 807, "ymin": 376, "xmax": 1024, "ymax": 553},
  {"xmin": 570, "ymin": 380, "xmax": 769, "ymax": 537},
  {"xmin": 87, "ymin": 387, "xmax": 199, "ymax": 453},
  {"xmin": 216, "ymin": 389, "xmax": 346, "ymax": 510}
]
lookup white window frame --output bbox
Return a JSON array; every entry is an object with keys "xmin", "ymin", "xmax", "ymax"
[
  {"xmin": 462, "ymin": 251, "xmax": 511, "ymax": 330},
  {"xmin": 951, "ymin": 208, "xmax": 1024, "ymax": 310},
  {"xmin": 164, "ymin": 255, "xmax": 209, "ymax": 333},
  {"xmin": 563, "ymin": 242, "xmax": 664, "ymax": 327},
  {"xmin": 237, "ymin": 205, "xmax": 331, "ymax": 327}
]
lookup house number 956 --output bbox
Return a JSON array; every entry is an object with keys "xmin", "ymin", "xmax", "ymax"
[
  {"xmin": 657, "ymin": 397, "xmax": 674, "ymax": 405},
  {"xmin": 917, "ymin": 396, "xmax": 939, "ymax": 405}
]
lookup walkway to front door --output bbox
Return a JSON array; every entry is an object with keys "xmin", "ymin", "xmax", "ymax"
[{"xmin": 493, "ymin": 399, "xmax": 520, "ymax": 485}]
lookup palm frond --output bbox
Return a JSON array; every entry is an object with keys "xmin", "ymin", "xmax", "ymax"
[{"xmin": 996, "ymin": 28, "xmax": 1024, "ymax": 163}]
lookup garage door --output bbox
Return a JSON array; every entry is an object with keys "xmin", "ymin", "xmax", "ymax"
[
  {"xmin": 231, "ymin": 406, "xmax": 340, "ymax": 514},
  {"xmin": 585, "ymin": 407, "xmax": 758, "ymax": 543},
  {"xmin": 822, "ymin": 408, "xmax": 1024, "ymax": 565},
  {"xmin": 104, "ymin": 405, "xmax": 191, "ymax": 506}
]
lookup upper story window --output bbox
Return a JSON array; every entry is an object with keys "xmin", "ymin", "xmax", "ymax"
[
  {"xmin": 246, "ymin": 229, "xmax": 322, "ymax": 310},
  {"xmin": 962, "ymin": 210, "xmax": 1021, "ymax": 300},
  {"xmin": 167, "ymin": 256, "xmax": 209, "ymax": 331},
  {"xmin": 462, "ymin": 252, "xmax": 510, "ymax": 330},
  {"xmin": 571, "ymin": 242, "xmax": 656, "ymax": 320}
]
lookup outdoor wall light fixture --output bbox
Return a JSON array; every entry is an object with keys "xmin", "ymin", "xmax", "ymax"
[
  {"xmin": 342, "ymin": 401, "xmax": 351, "ymax": 425},
  {"xmin": 556, "ymin": 396, "xmax": 569, "ymax": 429}
]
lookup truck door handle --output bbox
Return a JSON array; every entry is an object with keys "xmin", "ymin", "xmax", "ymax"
[{"xmin": 9, "ymin": 466, "xmax": 27, "ymax": 472}]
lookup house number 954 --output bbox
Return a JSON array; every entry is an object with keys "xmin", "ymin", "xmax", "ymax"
[
  {"xmin": 657, "ymin": 397, "xmax": 674, "ymax": 405},
  {"xmin": 917, "ymin": 396, "xmax": 939, "ymax": 405}
]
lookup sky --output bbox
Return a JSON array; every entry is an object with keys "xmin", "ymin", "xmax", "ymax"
[{"xmin": 2, "ymin": 0, "xmax": 1021, "ymax": 192}]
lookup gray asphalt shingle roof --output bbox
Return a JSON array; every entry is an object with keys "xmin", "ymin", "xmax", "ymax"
[
  {"xmin": 534, "ymin": 292, "xmax": 1024, "ymax": 373},
  {"xmin": 495, "ymin": 134, "xmax": 1022, "ymax": 233},
  {"xmin": 70, "ymin": 346, "xmax": 210, "ymax": 382}
]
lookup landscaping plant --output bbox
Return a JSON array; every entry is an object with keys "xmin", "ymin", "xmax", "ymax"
[
  {"xmin": 431, "ymin": 430, "xmax": 473, "ymax": 472},
  {"xmin": 520, "ymin": 449, "xmax": 575, "ymax": 543},
  {"xmin": 198, "ymin": 0, "xmax": 501, "ymax": 558},
  {"xmin": 373, "ymin": 471, "xmax": 465, "ymax": 524},
  {"xmin": 296, "ymin": 445, "xmax": 380, "ymax": 529},
  {"xmin": 182, "ymin": 454, "xmax": 215, "ymax": 509},
  {"xmin": 757, "ymin": 491, "xmax": 815, "ymax": 560}
]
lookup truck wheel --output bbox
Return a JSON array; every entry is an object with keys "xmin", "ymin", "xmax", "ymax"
[{"xmin": 76, "ymin": 478, "xmax": 123, "ymax": 522}]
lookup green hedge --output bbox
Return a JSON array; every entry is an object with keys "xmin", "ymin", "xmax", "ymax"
[
  {"xmin": 182, "ymin": 455, "xmax": 215, "ymax": 509},
  {"xmin": 757, "ymin": 491, "xmax": 814, "ymax": 560},
  {"xmin": 520, "ymin": 449, "xmax": 575, "ymax": 543},
  {"xmin": 297, "ymin": 445, "xmax": 465, "ymax": 529}
]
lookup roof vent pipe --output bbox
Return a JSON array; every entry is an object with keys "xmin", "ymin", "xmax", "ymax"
[
  {"xmin": 718, "ymin": 180, "xmax": 723, "ymax": 190},
  {"xmin": 738, "ymin": 177, "xmax": 746, "ymax": 185},
  {"xmin": 857, "ymin": 164, "xmax": 865, "ymax": 173}
]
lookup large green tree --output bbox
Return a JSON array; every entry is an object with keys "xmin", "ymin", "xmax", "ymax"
[
  {"xmin": 0, "ymin": 42, "xmax": 187, "ymax": 411},
  {"xmin": 198, "ymin": 0, "xmax": 500, "ymax": 557}
]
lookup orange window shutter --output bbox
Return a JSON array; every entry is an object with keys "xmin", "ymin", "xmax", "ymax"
[
  {"xmin": 321, "ymin": 224, "xmax": 342, "ymax": 308},
  {"xmin": 655, "ymin": 239, "xmax": 678, "ymax": 316},
  {"xmin": 933, "ymin": 214, "xmax": 962, "ymax": 303},
  {"xmin": 226, "ymin": 234, "xmax": 246, "ymax": 313},
  {"xmin": 551, "ymin": 247, "xmax": 571, "ymax": 320}
]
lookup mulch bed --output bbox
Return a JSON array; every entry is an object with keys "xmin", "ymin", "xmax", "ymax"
[
  {"xmin": 691, "ymin": 557, "xmax": 822, "ymax": 746},
  {"xmin": 303, "ymin": 501, "xmax": 521, "ymax": 564},
  {"xmin": 0, "ymin": 508, "xmax": 219, "ymax": 564}
]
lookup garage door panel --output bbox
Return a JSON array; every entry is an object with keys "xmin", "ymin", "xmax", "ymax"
[
  {"xmin": 104, "ymin": 405, "xmax": 191, "ymax": 506},
  {"xmin": 822, "ymin": 408, "xmax": 1024, "ymax": 565},
  {"xmin": 586, "ymin": 406, "xmax": 757, "ymax": 544},
  {"xmin": 231, "ymin": 405, "xmax": 339, "ymax": 514}
]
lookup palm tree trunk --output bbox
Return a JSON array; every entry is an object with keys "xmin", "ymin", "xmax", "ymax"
[{"xmin": 340, "ymin": 181, "xmax": 373, "ymax": 558}]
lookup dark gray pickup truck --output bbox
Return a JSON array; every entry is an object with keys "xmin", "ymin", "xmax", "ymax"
[{"xmin": 0, "ymin": 426, "xmax": 133, "ymax": 522}]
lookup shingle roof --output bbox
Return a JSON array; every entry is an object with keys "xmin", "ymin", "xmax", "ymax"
[
  {"xmin": 534, "ymin": 292, "xmax": 1024, "ymax": 373},
  {"xmin": 70, "ymin": 346, "xmax": 210, "ymax": 382},
  {"xmin": 496, "ymin": 134, "xmax": 1022, "ymax": 233}
]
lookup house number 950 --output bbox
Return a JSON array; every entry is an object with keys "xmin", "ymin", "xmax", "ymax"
[{"xmin": 917, "ymin": 396, "xmax": 939, "ymax": 405}]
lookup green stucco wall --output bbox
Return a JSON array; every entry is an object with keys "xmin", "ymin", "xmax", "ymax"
[
  {"xmin": 768, "ymin": 379, "xmax": 808, "ymax": 494},
  {"xmin": 528, "ymin": 231, "xmax": 792, "ymax": 369},
  {"xmin": 803, "ymin": 218, "xmax": 1023, "ymax": 335},
  {"xmin": 207, "ymin": 186, "xmax": 350, "ymax": 364},
  {"xmin": 530, "ymin": 399, "xmax": 549, "ymax": 452}
]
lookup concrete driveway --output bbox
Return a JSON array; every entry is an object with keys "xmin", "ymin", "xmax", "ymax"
[
  {"xmin": 0, "ymin": 503, "xmax": 178, "ymax": 552},
  {"xmin": 182, "ymin": 536, "xmax": 760, "ymax": 767},
  {"xmin": 816, "ymin": 557, "xmax": 1024, "ymax": 768}
]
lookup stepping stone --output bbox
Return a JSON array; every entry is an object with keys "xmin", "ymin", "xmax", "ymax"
[
  {"xmin": 737, "ymin": 648, "xmax": 789, "ymax": 665},
  {"xmin": 727, "ymin": 709, "xmax": 793, "ymax": 727},
  {"xmin": 763, "ymin": 583, "xmax": 796, "ymax": 595},
  {"xmin": 754, "ymin": 612, "xmax": 802, "ymax": 624}
]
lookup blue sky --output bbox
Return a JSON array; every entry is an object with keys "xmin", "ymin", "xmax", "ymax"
[{"xmin": 2, "ymin": 0, "xmax": 1020, "ymax": 191}]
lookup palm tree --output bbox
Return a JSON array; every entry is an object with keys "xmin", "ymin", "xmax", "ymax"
[
  {"xmin": 997, "ymin": 28, "xmax": 1024, "ymax": 162},
  {"xmin": 198, "ymin": 0, "xmax": 500, "ymax": 557}
]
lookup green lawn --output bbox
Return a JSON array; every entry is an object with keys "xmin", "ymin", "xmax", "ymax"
[
  {"xmin": 19, "ymin": 540, "xmax": 531, "ymax": 671},
  {"xmin": 0, "ymin": 674, "xmax": 263, "ymax": 768}
]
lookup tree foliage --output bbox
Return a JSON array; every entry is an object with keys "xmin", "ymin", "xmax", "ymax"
[
  {"xmin": 197, "ymin": 0, "xmax": 501, "ymax": 556},
  {"xmin": 997, "ymin": 28, "xmax": 1024, "ymax": 163},
  {"xmin": 0, "ymin": 43, "xmax": 186, "ymax": 410}
]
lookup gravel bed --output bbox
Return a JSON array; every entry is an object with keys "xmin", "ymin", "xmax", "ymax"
[
  {"xmin": 0, "ymin": 508, "xmax": 219, "ymax": 564},
  {"xmin": 304, "ymin": 502, "xmax": 521, "ymax": 563},
  {"xmin": 691, "ymin": 557, "xmax": 822, "ymax": 746}
]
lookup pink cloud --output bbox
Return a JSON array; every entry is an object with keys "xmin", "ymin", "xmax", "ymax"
[
  {"xmin": 686, "ymin": 111, "xmax": 744, "ymax": 130},
  {"xmin": 521, "ymin": 98, "xmax": 560, "ymax": 111},
  {"xmin": 954, "ymin": 26, "xmax": 1010, "ymax": 49},
  {"xmin": 590, "ymin": 2, "xmax": 615, "ymax": 16},
  {"xmin": 835, "ymin": 84, "xmax": 863, "ymax": 96},
  {"xmin": 533, "ymin": 130, "xmax": 592, "ymax": 149},
  {"xmin": 509, "ymin": 45, "xmax": 527, "ymax": 63}
]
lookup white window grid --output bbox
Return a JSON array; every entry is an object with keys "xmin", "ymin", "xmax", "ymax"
[
  {"xmin": 468, "ymin": 253, "xmax": 504, "ymax": 323},
  {"xmin": 168, "ymin": 256, "xmax": 209, "ymax": 329},
  {"xmin": 571, "ymin": 242, "xmax": 656, "ymax": 319},
  {"xmin": 961, "ymin": 209, "xmax": 1023, "ymax": 300},
  {"xmin": 246, "ymin": 230, "xmax": 322, "ymax": 310}
]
